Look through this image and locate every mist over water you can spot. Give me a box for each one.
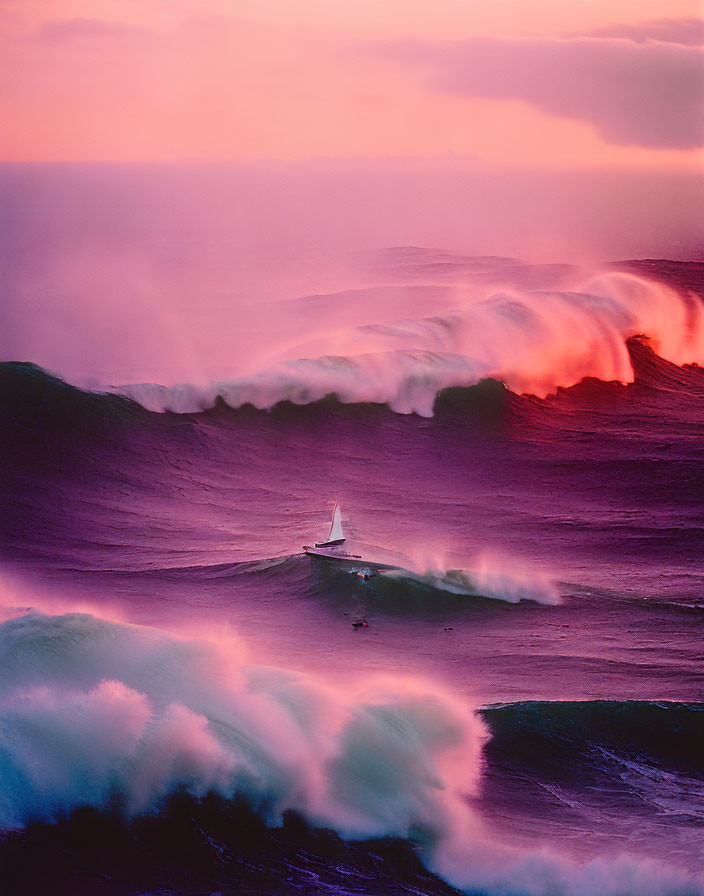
[3,163,703,390]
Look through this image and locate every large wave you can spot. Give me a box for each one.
[115,272,704,416]
[0,610,485,838]
[1,603,701,895]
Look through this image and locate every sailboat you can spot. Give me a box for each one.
[316,500,345,547]
[303,501,364,562]
[303,502,402,575]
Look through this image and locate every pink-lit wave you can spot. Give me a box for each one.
[115,272,704,417]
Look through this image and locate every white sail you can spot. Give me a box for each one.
[327,502,344,543]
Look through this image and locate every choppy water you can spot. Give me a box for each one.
[1,252,703,895]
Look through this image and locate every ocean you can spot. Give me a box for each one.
[1,238,703,894]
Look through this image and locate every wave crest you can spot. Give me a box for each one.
[382,562,561,605]
[0,611,484,841]
[115,272,704,416]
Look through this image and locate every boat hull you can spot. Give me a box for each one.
[303,545,391,570]
[303,545,363,561]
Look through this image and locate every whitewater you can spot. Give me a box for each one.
[113,270,704,417]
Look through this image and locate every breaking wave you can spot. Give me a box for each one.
[114,272,704,416]
[1,607,702,895]
[381,561,561,605]
[0,610,485,838]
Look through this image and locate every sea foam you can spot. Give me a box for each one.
[0,610,483,842]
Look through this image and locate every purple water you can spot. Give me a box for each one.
[1,232,703,894]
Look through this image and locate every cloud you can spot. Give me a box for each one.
[585,17,704,47]
[385,36,704,148]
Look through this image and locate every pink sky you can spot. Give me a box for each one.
[1,0,702,168]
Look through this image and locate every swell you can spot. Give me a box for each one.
[0,361,144,430]
[481,700,704,780]
[3,339,704,583]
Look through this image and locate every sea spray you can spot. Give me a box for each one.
[0,611,485,840]
[382,550,561,605]
[114,272,704,416]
